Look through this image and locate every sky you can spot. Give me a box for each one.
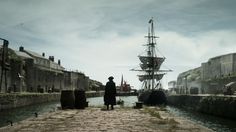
[1,0,236,89]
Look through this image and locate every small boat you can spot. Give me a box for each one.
[131,18,171,105]
[116,75,138,96]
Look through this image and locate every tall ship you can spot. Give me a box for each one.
[132,18,171,105]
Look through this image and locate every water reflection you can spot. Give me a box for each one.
[0,101,59,127]
[87,96,138,107]
[167,106,236,132]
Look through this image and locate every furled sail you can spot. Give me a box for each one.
[131,18,171,105]
[138,74,164,82]
[139,56,165,70]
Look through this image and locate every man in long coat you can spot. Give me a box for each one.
[104,76,116,110]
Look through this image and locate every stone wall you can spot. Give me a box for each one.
[86,91,104,98]
[63,71,89,91]
[176,67,202,94]
[0,91,104,111]
[201,53,236,94]
[0,46,104,94]
[173,53,236,95]
[0,93,60,111]
[167,95,236,120]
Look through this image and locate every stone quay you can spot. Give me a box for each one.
[0,106,212,132]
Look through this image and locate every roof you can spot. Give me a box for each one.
[24,50,46,59]
[37,66,64,74]
[209,52,236,61]
[14,51,33,59]
[50,61,65,70]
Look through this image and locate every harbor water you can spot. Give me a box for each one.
[0,96,235,132]
[0,101,59,127]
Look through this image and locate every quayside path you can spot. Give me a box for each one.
[0,107,212,132]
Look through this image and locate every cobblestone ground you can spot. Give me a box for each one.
[0,107,212,132]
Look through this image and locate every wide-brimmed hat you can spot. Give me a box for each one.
[108,76,114,80]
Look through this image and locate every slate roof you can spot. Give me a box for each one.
[24,50,46,59]
[14,51,33,59]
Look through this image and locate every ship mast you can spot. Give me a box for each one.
[146,18,158,90]
[131,18,171,105]
[150,19,155,90]
[131,18,170,90]
[140,18,165,90]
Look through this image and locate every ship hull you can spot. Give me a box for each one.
[138,90,167,105]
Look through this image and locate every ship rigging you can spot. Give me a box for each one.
[131,18,171,90]
[131,18,171,105]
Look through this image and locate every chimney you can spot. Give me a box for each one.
[58,59,61,65]
[42,52,45,57]
[3,40,9,48]
[49,56,54,62]
[19,46,24,52]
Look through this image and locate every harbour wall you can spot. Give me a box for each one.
[167,95,236,120]
[86,91,104,98]
[0,91,104,111]
[116,92,138,96]
[0,93,60,111]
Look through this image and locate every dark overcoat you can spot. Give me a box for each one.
[104,81,116,105]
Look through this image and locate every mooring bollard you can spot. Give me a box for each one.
[135,102,143,109]
[34,112,38,118]
[85,101,89,107]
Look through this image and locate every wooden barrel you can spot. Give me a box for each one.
[60,90,75,109]
[74,90,86,109]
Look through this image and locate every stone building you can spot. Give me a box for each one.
[63,71,89,90]
[19,46,65,93]
[168,81,177,94]
[0,44,34,93]
[175,53,236,94]
[0,43,11,93]
[10,50,33,92]
[176,67,201,94]
[0,43,102,93]
[201,53,236,94]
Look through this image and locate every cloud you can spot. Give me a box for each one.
[49,29,236,89]
[158,30,236,87]
[1,0,236,89]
